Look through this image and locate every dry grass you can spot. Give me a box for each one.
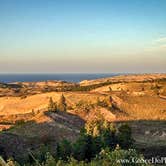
[0,91,107,115]
[118,94,166,120]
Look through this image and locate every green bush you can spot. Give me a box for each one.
[0,148,149,166]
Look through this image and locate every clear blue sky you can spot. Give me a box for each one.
[0,0,166,73]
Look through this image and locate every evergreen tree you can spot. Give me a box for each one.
[58,94,67,112]
[72,133,94,161]
[117,124,134,149]
[48,97,57,112]
[100,128,117,150]
[56,139,72,161]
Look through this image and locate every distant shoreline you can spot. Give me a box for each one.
[0,73,121,83]
[0,73,165,84]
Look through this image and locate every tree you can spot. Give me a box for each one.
[56,139,72,161]
[109,87,112,92]
[48,97,57,112]
[72,133,94,161]
[58,94,67,112]
[117,124,134,149]
[0,146,6,161]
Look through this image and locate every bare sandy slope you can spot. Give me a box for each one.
[0,92,105,115]
[0,92,56,115]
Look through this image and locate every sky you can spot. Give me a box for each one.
[0,0,166,73]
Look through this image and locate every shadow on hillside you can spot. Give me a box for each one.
[114,119,166,124]
[44,111,85,129]
[0,115,165,161]
[113,119,166,158]
[0,111,85,162]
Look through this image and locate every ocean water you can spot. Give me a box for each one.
[0,73,120,83]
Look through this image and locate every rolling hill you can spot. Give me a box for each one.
[0,74,166,160]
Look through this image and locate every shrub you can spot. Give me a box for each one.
[20,95,27,99]
[44,152,56,166]
[96,97,109,108]
[94,147,148,166]
[15,120,26,126]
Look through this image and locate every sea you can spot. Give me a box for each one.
[0,73,121,83]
